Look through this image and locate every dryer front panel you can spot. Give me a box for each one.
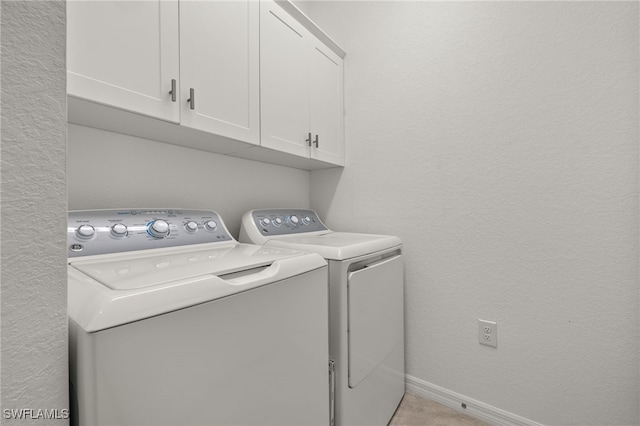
[347,254,404,388]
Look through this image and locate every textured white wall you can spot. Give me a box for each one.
[67,124,310,237]
[1,1,69,424]
[304,2,639,425]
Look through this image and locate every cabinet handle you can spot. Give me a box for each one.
[306,132,312,147]
[313,134,319,148]
[187,88,195,110]
[169,79,176,102]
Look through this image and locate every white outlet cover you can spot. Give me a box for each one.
[478,319,497,348]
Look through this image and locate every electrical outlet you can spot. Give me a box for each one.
[478,319,497,348]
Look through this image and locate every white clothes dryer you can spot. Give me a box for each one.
[240,209,405,426]
[67,209,330,426]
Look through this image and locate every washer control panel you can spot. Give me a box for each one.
[68,209,233,257]
[250,209,327,236]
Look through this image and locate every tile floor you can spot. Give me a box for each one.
[389,393,490,426]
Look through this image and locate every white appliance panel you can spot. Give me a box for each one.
[239,209,405,426]
[68,209,331,426]
[348,255,404,388]
[71,268,329,426]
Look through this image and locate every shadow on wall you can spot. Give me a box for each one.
[310,167,344,219]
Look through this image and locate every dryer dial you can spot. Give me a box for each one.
[185,221,198,232]
[260,218,271,227]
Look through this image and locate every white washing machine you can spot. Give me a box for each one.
[240,209,405,426]
[67,209,330,426]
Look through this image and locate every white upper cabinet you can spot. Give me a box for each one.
[309,40,344,165]
[179,1,260,144]
[67,0,259,145]
[67,0,180,123]
[260,1,310,158]
[67,0,345,169]
[260,1,344,166]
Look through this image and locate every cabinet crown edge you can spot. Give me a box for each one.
[274,0,346,59]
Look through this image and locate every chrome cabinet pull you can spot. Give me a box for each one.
[313,134,319,148]
[306,132,312,147]
[187,88,195,110]
[169,79,177,102]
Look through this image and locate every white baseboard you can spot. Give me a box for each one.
[404,375,544,426]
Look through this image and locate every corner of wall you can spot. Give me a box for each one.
[1,1,69,423]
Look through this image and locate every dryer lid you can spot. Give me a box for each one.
[264,232,402,260]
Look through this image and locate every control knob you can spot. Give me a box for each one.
[274,217,282,226]
[110,223,128,238]
[302,216,311,225]
[204,220,217,231]
[76,224,95,239]
[185,221,198,232]
[147,219,170,238]
[260,218,271,227]
[288,215,299,225]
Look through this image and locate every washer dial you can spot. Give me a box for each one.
[185,221,198,232]
[204,220,218,231]
[110,223,128,238]
[76,224,95,239]
[148,219,170,238]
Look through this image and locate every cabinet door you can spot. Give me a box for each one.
[309,41,345,166]
[260,1,311,157]
[67,0,180,123]
[180,1,260,145]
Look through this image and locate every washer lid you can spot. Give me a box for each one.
[70,242,304,290]
[263,232,402,260]
[68,243,327,332]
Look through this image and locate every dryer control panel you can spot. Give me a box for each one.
[68,209,233,257]
[249,209,328,236]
